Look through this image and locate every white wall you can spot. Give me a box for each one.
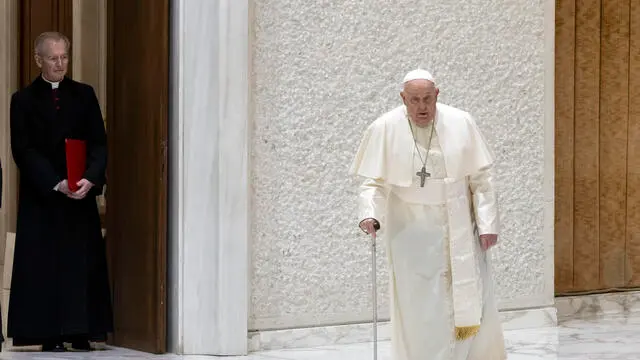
[249,0,554,331]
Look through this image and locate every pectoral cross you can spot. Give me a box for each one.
[416,166,430,187]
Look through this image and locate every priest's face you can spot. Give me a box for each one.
[401,80,439,127]
[35,39,69,82]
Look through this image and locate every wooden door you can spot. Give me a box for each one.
[18,0,73,87]
[555,0,640,294]
[106,0,168,353]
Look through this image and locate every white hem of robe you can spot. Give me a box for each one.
[385,190,506,360]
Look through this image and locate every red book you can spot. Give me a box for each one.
[65,139,86,192]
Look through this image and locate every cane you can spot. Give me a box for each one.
[371,233,378,360]
[369,221,380,360]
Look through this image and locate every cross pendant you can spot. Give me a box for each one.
[416,166,430,187]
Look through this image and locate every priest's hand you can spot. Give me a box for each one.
[55,180,72,196]
[70,179,94,200]
[359,218,380,238]
[480,234,498,251]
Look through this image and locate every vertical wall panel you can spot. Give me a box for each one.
[555,0,576,293]
[573,0,602,290]
[625,0,640,285]
[599,0,630,289]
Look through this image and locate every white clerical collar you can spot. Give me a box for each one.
[42,75,60,89]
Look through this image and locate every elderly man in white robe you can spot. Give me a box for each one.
[350,69,506,360]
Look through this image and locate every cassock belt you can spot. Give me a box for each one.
[390,179,447,205]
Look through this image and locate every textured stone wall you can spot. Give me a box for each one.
[250,0,548,330]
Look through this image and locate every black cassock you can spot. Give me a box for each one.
[8,76,113,345]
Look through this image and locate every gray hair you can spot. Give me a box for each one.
[34,31,71,56]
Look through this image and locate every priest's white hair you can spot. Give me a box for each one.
[401,69,437,90]
[34,31,71,56]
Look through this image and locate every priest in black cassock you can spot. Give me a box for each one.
[8,31,112,352]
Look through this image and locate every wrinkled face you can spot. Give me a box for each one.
[400,79,439,127]
[35,39,69,82]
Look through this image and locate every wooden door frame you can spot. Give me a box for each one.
[3,0,169,352]
[0,0,20,295]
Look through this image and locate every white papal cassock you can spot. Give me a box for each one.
[350,103,506,360]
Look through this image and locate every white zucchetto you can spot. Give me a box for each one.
[403,69,435,84]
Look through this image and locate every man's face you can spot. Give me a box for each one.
[400,80,439,127]
[35,39,69,82]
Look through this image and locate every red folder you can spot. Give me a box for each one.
[65,139,86,192]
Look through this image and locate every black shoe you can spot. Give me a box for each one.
[70,340,91,352]
[42,342,65,352]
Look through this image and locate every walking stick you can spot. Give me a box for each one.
[370,227,379,360]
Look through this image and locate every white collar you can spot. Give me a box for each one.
[42,75,60,89]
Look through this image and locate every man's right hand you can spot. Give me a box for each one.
[55,179,70,194]
[55,180,77,199]
[359,218,379,238]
